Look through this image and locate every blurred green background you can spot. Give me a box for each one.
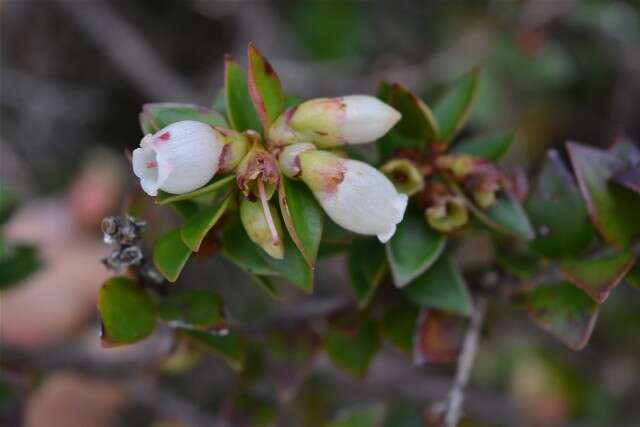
[1,1,640,426]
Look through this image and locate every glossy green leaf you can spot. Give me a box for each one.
[625,262,640,289]
[348,237,387,308]
[433,68,480,142]
[388,83,438,142]
[325,320,380,377]
[222,217,280,276]
[0,244,40,289]
[453,132,515,161]
[247,43,284,131]
[224,55,263,133]
[386,207,446,288]
[170,200,199,219]
[249,274,281,298]
[0,189,17,225]
[380,305,419,355]
[153,229,192,282]
[559,250,636,303]
[182,329,245,371]
[527,282,598,350]
[156,174,235,205]
[414,309,466,364]
[567,142,640,247]
[278,177,324,268]
[376,82,423,160]
[258,233,314,293]
[98,277,156,345]
[402,255,473,316]
[158,290,225,330]
[139,102,227,134]
[328,404,387,427]
[180,194,231,251]
[470,192,535,241]
[526,150,595,257]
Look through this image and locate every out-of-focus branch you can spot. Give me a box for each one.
[54,1,197,102]
[444,296,488,427]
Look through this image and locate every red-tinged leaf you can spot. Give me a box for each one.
[388,83,438,142]
[567,142,640,247]
[559,250,636,303]
[413,309,466,365]
[278,177,323,269]
[527,282,599,350]
[224,54,263,133]
[247,43,284,131]
[612,167,640,194]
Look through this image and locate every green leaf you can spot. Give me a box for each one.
[388,83,438,142]
[495,244,540,279]
[625,262,640,289]
[348,237,387,308]
[156,174,235,205]
[433,68,480,142]
[402,255,473,316]
[526,150,595,258]
[325,320,380,377]
[453,132,515,161]
[328,404,387,427]
[0,189,17,225]
[257,233,314,293]
[249,274,281,298]
[278,177,324,268]
[247,43,284,131]
[469,192,535,241]
[153,229,192,282]
[376,82,423,160]
[567,142,640,247]
[170,200,199,219]
[224,55,263,133]
[527,282,598,350]
[180,194,231,251]
[0,243,40,289]
[222,217,280,276]
[182,329,245,371]
[139,102,227,134]
[98,277,156,346]
[157,290,226,330]
[414,309,466,364]
[559,250,636,303]
[386,207,446,288]
[380,305,419,355]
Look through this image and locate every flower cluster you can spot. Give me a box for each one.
[132,94,406,259]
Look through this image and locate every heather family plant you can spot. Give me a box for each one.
[97,44,640,424]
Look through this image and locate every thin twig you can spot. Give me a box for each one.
[444,296,488,427]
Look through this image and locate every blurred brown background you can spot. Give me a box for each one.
[2,1,640,426]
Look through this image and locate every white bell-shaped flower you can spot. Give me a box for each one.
[297,150,408,242]
[269,95,401,148]
[132,120,224,196]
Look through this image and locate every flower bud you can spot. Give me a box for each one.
[269,95,401,148]
[425,196,469,233]
[381,159,425,196]
[132,120,224,196]
[298,150,408,243]
[240,197,284,259]
[214,127,250,173]
[277,142,316,179]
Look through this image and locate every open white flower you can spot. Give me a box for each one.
[132,120,224,196]
[269,95,401,148]
[296,149,408,242]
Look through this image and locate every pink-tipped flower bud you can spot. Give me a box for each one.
[297,149,408,242]
[132,120,224,196]
[269,95,401,148]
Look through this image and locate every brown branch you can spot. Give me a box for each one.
[444,296,488,427]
